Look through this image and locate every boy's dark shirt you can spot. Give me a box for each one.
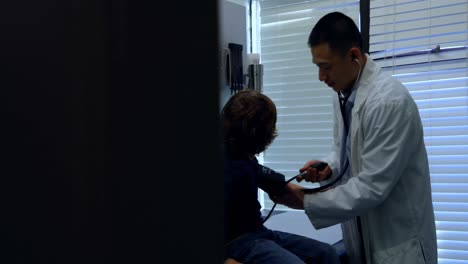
[224,153,286,244]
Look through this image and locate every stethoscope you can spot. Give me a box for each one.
[263,58,363,223]
[302,58,363,193]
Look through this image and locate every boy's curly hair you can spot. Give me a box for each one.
[222,90,278,157]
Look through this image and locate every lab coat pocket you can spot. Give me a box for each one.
[372,238,427,264]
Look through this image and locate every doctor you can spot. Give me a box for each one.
[273,12,438,264]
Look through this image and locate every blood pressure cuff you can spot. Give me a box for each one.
[256,164,287,196]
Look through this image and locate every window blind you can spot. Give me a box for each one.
[256,0,360,210]
[369,0,468,262]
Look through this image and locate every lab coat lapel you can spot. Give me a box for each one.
[349,56,378,264]
[350,57,375,175]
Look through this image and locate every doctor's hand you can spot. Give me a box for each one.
[270,182,304,210]
[296,160,331,183]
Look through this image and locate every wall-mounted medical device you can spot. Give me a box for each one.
[226,43,244,95]
[246,53,263,92]
[225,44,264,95]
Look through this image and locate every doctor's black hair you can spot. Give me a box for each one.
[307,11,363,56]
[222,90,278,157]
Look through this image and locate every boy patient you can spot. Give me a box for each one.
[223,90,340,264]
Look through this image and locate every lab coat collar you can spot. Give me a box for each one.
[352,54,379,114]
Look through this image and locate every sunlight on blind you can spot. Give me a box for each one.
[370,0,468,262]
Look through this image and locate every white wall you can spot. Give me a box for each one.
[218,0,248,108]
[225,0,248,6]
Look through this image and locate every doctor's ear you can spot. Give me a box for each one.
[351,53,359,63]
[349,48,361,63]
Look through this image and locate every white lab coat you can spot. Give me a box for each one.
[304,56,438,264]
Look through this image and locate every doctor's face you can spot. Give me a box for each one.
[311,42,356,93]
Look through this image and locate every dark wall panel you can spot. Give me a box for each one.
[0,1,222,263]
